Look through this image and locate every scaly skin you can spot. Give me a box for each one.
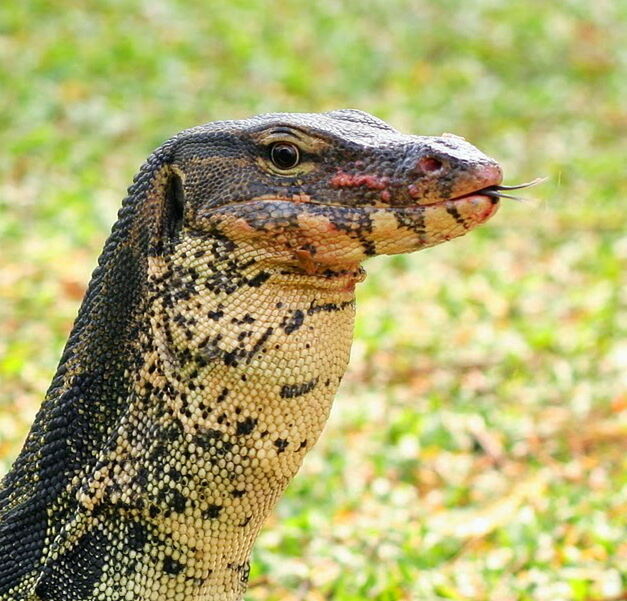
[0,110,502,601]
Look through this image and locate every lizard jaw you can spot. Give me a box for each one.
[198,193,500,273]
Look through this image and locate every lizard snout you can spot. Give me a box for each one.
[403,138,503,206]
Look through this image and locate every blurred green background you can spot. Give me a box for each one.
[0,1,625,599]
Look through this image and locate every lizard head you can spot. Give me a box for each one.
[0,111,505,594]
[158,109,502,274]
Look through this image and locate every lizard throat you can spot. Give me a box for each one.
[68,234,358,599]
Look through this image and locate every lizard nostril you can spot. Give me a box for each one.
[418,156,444,173]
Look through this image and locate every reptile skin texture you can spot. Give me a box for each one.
[0,110,502,600]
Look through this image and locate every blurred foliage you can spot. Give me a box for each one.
[0,0,625,599]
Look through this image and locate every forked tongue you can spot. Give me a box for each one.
[477,177,548,202]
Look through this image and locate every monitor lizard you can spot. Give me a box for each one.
[0,109,505,601]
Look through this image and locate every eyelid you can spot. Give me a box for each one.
[254,127,326,155]
[260,131,304,146]
[268,126,301,136]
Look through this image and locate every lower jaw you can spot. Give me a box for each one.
[200,195,500,269]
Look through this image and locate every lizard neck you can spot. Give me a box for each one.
[77,231,361,600]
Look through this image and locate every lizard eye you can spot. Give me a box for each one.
[269,142,300,170]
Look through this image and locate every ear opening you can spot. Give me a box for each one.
[163,169,185,250]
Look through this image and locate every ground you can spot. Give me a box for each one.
[0,1,625,599]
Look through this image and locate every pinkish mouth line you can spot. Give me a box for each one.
[203,194,497,219]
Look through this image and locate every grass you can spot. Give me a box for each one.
[0,1,625,599]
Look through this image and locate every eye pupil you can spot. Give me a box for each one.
[270,143,300,169]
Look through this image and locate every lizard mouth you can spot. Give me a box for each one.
[201,177,544,223]
[451,178,546,203]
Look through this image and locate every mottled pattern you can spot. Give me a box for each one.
[0,110,502,601]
